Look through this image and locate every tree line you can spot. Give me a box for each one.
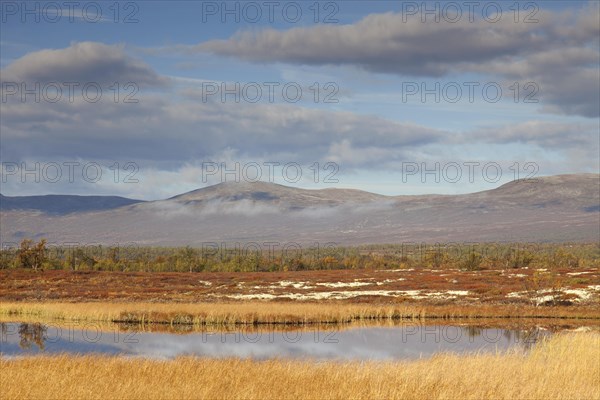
[0,239,597,273]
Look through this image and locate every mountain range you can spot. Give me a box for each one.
[1,174,598,246]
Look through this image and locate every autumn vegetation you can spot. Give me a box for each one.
[2,240,599,400]
[1,239,597,273]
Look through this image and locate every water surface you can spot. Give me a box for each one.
[0,322,548,360]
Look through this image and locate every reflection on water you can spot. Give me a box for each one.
[0,323,48,351]
[0,322,554,360]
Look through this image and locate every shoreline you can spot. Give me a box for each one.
[2,301,599,326]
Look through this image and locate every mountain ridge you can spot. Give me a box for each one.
[1,173,598,245]
[3,173,598,209]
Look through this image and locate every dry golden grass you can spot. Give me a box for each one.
[1,301,598,327]
[1,333,598,400]
[0,301,421,325]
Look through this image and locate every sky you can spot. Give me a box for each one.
[0,0,599,199]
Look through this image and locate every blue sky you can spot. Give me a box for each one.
[1,1,599,199]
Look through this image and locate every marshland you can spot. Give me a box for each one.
[1,241,599,399]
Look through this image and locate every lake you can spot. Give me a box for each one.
[0,322,550,360]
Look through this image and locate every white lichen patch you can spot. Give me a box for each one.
[562,289,593,301]
[566,271,592,276]
[315,281,373,288]
[375,278,406,285]
[215,289,470,301]
[277,281,315,289]
[197,280,212,286]
[506,285,600,304]
[534,294,557,305]
[446,290,470,296]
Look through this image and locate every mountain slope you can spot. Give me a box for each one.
[0,194,144,215]
[168,181,387,210]
[1,174,598,245]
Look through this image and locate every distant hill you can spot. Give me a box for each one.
[1,174,598,245]
[0,194,144,215]
[168,180,387,210]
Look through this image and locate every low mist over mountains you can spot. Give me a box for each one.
[1,174,598,246]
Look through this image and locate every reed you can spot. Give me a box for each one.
[1,301,598,326]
